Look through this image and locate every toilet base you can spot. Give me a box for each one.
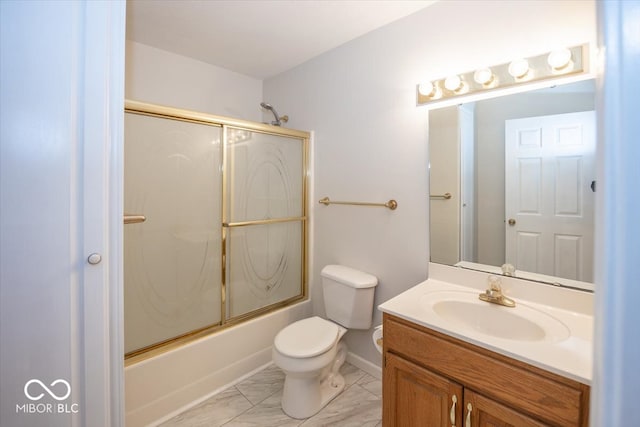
[281,342,347,419]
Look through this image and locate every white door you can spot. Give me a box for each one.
[505,111,595,282]
[0,2,125,426]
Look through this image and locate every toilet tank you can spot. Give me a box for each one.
[321,265,378,329]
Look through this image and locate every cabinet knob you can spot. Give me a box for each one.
[465,403,472,427]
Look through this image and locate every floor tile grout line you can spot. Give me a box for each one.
[351,382,383,401]
[220,377,289,426]
[298,383,382,427]
[301,375,382,425]
[218,385,259,427]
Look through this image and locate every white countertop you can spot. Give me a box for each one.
[378,277,593,385]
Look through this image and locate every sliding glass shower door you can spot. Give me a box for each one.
[124,112,222,354]
[123,103,308,358]
[223,128,306,320]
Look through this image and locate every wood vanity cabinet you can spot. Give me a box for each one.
[382,314,590,427]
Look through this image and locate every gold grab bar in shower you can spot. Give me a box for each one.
[124,214,146,224]
[318,196,398,211]
[430,193,452,200]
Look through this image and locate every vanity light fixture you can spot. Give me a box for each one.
[444,75,464,92]
[418,81,436,97]
[547,48,573,71]
[418,80,443,100]
[473,67,494,86]
[507,58,530,79]
[416,44,588,106]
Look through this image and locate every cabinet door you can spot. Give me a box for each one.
[464,389,549,427]
[384,353,463,427]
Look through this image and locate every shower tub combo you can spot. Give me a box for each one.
[123,101,310,425]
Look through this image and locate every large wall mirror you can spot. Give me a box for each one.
[429,79,595,291]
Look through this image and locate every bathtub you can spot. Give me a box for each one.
[125,301,311,426]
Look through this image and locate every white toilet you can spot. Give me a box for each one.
[272,265,378,419]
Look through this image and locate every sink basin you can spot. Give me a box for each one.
[420,291,570,343]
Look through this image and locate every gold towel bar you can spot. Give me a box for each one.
[430,193,452,200]
[318,197,398,211]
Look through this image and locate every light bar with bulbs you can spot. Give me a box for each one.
[417,44,587,105]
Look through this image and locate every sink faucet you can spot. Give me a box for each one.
[479,275,516,307]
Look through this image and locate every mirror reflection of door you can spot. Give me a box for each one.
[505,111,595,282]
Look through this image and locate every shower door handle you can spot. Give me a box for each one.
[124,214,146,224]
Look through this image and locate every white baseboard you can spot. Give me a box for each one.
[346,351,382,380]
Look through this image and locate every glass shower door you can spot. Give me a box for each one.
[124,112,222,355]
[224,128,306,320]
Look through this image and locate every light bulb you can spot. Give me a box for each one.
[508,59,529,79]
[444,75,463,92]
[473,68,494,85]
[547,48,572,70]
[418,81,436,97]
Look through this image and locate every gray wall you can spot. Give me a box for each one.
[264,0,596,366]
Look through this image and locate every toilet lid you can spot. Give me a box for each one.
[274,316,340,359]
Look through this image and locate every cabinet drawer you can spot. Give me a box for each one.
[384,314,589,426]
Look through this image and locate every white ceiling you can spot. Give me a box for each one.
[126,0,437,79]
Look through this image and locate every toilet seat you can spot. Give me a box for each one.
[274,316,340,358]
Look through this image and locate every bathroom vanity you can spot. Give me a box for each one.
[379,264,593,426]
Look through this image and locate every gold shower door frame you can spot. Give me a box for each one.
[124,100,309,363]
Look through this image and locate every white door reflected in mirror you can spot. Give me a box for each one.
[429,79,595,291]
[505,111,595,283]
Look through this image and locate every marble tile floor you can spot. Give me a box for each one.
[161,362,382,427]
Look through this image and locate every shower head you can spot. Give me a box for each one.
[260,102,288,126]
